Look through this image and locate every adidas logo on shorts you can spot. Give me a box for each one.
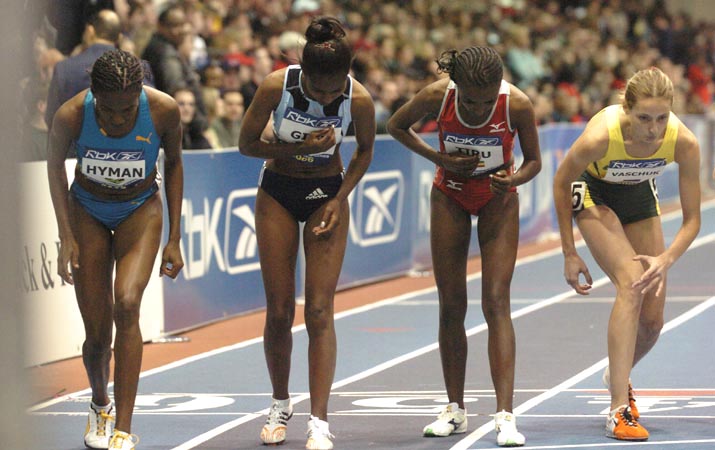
[305,188,328,200]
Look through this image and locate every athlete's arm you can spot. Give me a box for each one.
[238,70,335,159]
[501,85,541,188]
[46,92,84,284]
[553,114,609,294]
[312,80,375,236]
[386,78,479,176]
[632,121,701,295]
[150,87,185,278]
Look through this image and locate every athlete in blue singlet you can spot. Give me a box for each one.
[47,49,184,450]
[238,16,375,450]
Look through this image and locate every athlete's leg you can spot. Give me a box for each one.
[623,216,666,367]
[111,192,163,433]
[430,187,472,408]
[477,192,519,412]
[302,199,350,420]
[69,195,115,408]
[576,206,645,409]
[255,188,300,401]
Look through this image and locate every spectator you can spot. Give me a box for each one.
[21,78,50,161]
[374,80,401,134]
[45,0,114,55]
[274,30,306,70]
[207,90,243,149]
[142,3,207,127]
[45,9,123,129]
[174,87,211,150]
[240,47,273,109]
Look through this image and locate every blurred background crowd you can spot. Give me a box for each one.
[19,0,715,159]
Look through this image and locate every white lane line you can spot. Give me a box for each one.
[167,279,614,449]
[449,294,715,450]
[510,439,715,449]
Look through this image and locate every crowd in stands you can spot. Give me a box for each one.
[19,0,715,160]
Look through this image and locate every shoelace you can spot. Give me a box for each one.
[307,427,335,440]
[110,432,140,449]
[307,419,335,440]
[618,407,639,427]
[97,411,114,436]
[266,403,290,424]
[628,385,637,404]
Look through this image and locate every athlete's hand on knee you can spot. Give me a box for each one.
[299,126,336,154]
[160,241,184,278]
[564,254,592,295]
[489,170,511,194]
[440,153,481,177]
[57,238,79,285]
[631,254,668,296]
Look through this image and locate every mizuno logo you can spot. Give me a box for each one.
[135,132,153,144]
[446,180,463,190]
[305,188,328,200]
[490,121,506,133]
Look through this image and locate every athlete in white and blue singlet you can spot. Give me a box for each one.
[238,16,375,450]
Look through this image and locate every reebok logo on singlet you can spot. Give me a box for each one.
[279,108,342,162]
[82,148,146,188]
[442,132,505,176]
[602,159,667,184]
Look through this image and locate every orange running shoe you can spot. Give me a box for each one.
[602,367,640,419]
[627,383,640,420]
[606,405,648,441]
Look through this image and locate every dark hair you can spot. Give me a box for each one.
[301,16,352,78]
[436,46,503,87]
[158,3,183,26]
[90,49,145,93]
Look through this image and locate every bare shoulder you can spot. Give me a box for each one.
[144,86,180,131]
[568,108,611,162]
[350,79,375,111]
[507,83,534,110]
[52,89,88,138]
[144,85,179,114]
[421,77,451,104]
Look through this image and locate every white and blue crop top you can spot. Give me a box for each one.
[272,65,353,165]
[75,89,160,189]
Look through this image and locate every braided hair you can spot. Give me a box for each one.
[90,49,144,94]
[436,46,503,87]
[301,16,353,79]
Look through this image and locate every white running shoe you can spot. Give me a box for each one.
[260,398,293,445]
[423,402,467,437]
[84,402,114,449]
[108,430,139,450]
[495,410,525,447]
[306,415,334,450]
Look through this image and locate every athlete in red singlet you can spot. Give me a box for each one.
[387,46,541,447]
